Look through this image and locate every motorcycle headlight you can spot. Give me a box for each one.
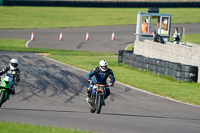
[97,85,104,90]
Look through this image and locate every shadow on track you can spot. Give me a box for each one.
[0,52,88,104]
[2,107,87,114]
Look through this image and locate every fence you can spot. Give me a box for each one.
[118,50,198,82]
[3,0,200,7]
[0,0,3,5]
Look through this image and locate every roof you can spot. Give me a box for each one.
[138,12,173,17]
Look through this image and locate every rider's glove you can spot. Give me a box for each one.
[87,79,91,84]
[108,82,114,87]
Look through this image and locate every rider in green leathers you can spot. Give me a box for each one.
[0,59,20,95]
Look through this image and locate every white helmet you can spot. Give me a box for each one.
[99,60,108,72]
[9,59,19,70]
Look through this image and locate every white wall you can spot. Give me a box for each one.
[134,40,200,83]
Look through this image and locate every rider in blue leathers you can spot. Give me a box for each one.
[86,60,115,102]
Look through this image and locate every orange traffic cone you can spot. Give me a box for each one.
[59,32,63,40]
[86,32,89,40]
[31,32,34,41]
[111,32,115,40]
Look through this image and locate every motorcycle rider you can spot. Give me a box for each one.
[86,60,115,104]
[0,59,20,96]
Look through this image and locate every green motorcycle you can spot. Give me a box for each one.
[0,73,14,108]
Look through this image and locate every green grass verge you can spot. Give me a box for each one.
[0,122,92,133]
[0,7,200,29]
[185,33,200,44]
[0,39,113,56]
[125,43,134,50]
[0,37,200,106]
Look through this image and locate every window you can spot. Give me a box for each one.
[160,17,169,35]
[149,16,159,34]
[149,16,169,35]
[141,16,149,33]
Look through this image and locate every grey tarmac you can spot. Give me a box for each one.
[0,24,200,53]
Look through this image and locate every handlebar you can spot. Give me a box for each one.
[87,79,114,87]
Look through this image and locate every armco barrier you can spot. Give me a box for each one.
[3,0,200,7]
[119,50,198,82]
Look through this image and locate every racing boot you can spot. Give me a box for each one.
[86,87,92,104]
[104,87,110,99]
[11,88,15,95]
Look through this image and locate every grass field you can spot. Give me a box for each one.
[0,122,92,133]
[185,33,200,44]
[125,44,134,50]
[0,7,200,29]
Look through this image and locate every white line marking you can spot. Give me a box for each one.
[25,39,31,48]
[42,55,200,108]
[115,81,200,108]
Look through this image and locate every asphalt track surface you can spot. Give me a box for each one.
[0,24,200,53]
[0,52,200,133]
[0,25,200,133]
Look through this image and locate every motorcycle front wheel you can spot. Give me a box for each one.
[96,95,103,114]
[0,90,6,108]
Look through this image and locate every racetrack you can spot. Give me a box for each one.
[1,24,200,53]
[1,24,200,132]
[0,51,200,133]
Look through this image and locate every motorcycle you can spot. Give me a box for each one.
[87,81,112,114]
[0,73,14,108]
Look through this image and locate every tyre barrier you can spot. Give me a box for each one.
[119,50,198,82]
[3,0,200,8]
[118,50,133,63]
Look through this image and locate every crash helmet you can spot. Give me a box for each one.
[9,59,19,70]
[99,60,108,72]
